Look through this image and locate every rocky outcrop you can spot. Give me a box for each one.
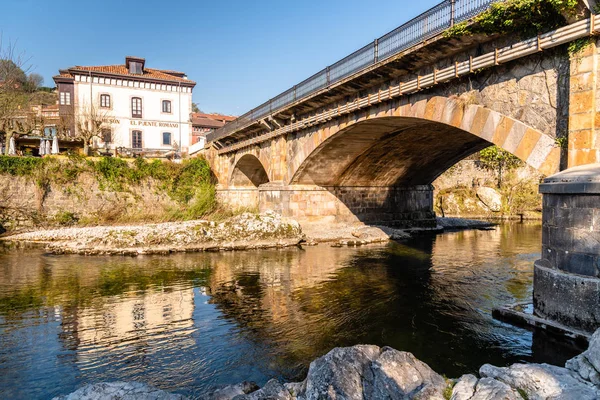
[52,381,185,400]
[476,187,503,213]
[53,329,600,399]
[1,211,303,255]
[199,381,259,400]
[294,345,447,400]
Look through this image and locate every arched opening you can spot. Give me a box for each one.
[291,117,491,187]
[283,106,558,227]
[230,154,270,187]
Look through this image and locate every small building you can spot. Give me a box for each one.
[191,113,236,148]
[53,56,196,156]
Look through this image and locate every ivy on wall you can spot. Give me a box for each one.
[445,0,579,39]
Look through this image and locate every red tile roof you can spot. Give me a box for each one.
[53,70,74,80]
[192,116,226,129]
[192,112,236,122]
[68,64,195,84]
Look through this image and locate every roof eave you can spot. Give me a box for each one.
[67,68,196,86]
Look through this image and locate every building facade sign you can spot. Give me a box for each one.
[53,56,196,154]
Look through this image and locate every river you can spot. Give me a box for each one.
[0,222,584,399]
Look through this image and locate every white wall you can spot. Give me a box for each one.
[73,74,193,153]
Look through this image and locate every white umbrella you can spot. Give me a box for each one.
[39,138,45,156]
[51,136,59,155]
[45,140,51,155]
[8,136,16,155]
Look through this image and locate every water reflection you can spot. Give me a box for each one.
[0,224,584,399]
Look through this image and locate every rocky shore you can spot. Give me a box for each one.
[0,211,303,255]
[54,328,600,399]
[0,213,497,255]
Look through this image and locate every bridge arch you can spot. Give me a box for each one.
[230,154,270,187]
[288,96,561,186]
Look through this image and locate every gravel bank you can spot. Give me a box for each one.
[1,211,303,255]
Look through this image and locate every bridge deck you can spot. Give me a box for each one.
[208,0,502,145]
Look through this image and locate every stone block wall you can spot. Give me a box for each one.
[534,165,600,332]
[216,188,259,210]
[568,39,600,166]
[541,194,600,276]
[257,184,435,228]
[0,173,179,231]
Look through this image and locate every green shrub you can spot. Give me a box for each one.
[0,155,217,222]
[445,0,579,39]
[54,211,78,226]
[0,156,46,176]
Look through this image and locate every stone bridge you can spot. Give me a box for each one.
[204,1,600,333]
[205,1,600,228]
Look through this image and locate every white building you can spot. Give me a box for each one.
[53,56,196,155]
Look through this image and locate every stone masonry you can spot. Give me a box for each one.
[535,164,600,332]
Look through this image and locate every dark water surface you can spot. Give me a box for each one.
[0,223,584,399]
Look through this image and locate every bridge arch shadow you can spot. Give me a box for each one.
[282,96,561,227]
[289,96,560,187]
[230,154,270,188]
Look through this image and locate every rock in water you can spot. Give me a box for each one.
[476,187,502,212]
[51,381,186,400]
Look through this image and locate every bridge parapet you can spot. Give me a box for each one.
[209,0,503,146]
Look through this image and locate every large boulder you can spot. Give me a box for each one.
[476,187,502,212]
[367,348,446,399]
[567,328,600,386]
[451,374,478,400]
[201,382,259,400]
[52,382,186,400]
[232,379,291,400]
[468,377,520,400]
[479,363,599,399]
[299,345,447,400]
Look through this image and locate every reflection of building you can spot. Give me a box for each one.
[75,288,195,353]
[53,56,196,155]
[191,113,236,147]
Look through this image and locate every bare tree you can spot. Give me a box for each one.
[0,36,34,154]
[25,73,43,92]
[75,102,113,156]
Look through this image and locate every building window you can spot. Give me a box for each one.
[100,94,111,108]
[102,129,112,143]
[162,132,172,146]
[129,61,143,75]
[131,97,142,118]
[162,100,172,113]
[132,130,142,149]
[60,92,71,105]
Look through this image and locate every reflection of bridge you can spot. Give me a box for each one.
[204,1,600,333]
[205,1,600,228]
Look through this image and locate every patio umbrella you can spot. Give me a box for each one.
[45,140,51,155]
[8,136,16,155]
[51,136,59,155]
[39,138,45,156]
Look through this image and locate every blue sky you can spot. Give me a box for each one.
[2,0,441,116]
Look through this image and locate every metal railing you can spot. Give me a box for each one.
[209,0,501,143]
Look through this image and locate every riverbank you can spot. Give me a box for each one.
[55,328,600,399]
[0,213,496,255]
[0,211,303,255]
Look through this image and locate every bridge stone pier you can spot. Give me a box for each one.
[205,2,600,331]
